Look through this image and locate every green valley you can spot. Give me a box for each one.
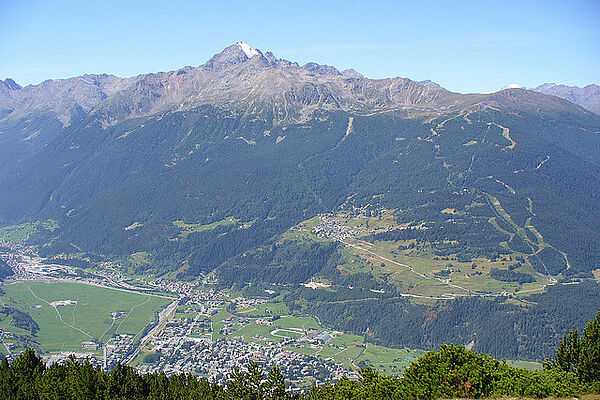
[0,282,170,355]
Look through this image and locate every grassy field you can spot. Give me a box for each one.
[0,282,170,353]
[0,221,58,243]
[173,303,204,320]
[282,329,425,374]
[355,238,550,296]
[236,301,290,316]
[0,223,38,242]
[356,343,425,375]
[507,359,542,371]
[210,308,234,341]
[120,252,153,272]
[217,311,425,374]
[285,211,552,298]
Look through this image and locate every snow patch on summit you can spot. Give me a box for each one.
[502,83,524,90]
[237,42,260,58]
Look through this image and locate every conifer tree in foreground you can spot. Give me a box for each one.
[549,309,600,383]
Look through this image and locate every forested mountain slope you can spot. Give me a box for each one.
[1,42,599,360]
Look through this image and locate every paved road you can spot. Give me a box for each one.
[126,298,179,364]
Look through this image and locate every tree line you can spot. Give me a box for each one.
[1,310,599,399]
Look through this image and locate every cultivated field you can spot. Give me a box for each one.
[0,281,170,353]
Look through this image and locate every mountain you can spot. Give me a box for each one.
[303,62,341,75]
[0,42,454,130]
[534,83,600,114]
[419,79,444,90]
[0,42,462,177]
[341,68,363,78]
[1,41,599,268]
[1,42,600,360]
[1,78,21,91]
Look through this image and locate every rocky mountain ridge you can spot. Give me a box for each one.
[3,42,598,137]
[533,83,600,114]
[0,42,453,129]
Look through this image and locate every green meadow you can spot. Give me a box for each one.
[1,282,170,353]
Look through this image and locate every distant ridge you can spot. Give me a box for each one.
[533,83,600,114]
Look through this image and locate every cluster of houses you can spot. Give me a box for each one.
[137,334,354,387]
[311,217,366,240]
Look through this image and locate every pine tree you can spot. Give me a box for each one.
[553,328,581,374]
[550,309,600,383]
[578,310,600,382]
[10,348,45,400]
[264,366,287,399]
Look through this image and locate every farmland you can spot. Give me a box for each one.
[286,210,554,300]
[0,281,170,354]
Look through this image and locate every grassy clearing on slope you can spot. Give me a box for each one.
[355,343,425,375]
[0,221,58,243]
[335,234,548,297]
[282,210,550,298]
[506,359,542,371]
[172,217,239,238]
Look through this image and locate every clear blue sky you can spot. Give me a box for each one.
[1,0,598,93]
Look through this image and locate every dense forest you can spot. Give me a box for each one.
[1,310,599,399]
[286,280,600,361]
[0,258,13,279]
[4,104,600,277]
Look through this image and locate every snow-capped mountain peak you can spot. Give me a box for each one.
[236,41,260,58]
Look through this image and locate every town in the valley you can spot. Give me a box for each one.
[0,237,363,387]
